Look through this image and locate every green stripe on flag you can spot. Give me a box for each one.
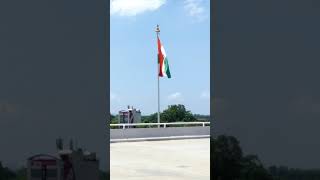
[164,57,171,78]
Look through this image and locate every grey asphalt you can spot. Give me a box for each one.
[110,138,210,180]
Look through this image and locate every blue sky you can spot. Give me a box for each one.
[110,0,210,115]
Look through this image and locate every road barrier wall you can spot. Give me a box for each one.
[110,126,210,139]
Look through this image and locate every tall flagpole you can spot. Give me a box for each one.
[156,25,160,128]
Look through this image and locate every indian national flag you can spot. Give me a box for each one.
[157,36,171,78]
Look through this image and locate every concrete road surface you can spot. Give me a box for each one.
[110,138,210,180]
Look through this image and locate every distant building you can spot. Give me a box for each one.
[27,154,62,180]
[118,106,141,124]
[27,139,99,180]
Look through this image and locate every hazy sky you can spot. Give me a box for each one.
[0,0,107,169]
[214,0,320,169]
[110,0,210,115]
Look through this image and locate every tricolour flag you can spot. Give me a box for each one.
[157,36,171,78]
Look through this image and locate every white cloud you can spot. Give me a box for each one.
[111,0,166,16]
[184,0,207,22]
[167,92,184,101]
[200,90,210,99]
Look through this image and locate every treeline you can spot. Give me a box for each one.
[268,166,320,180]
[193,114,210,122]
[110,104,209,124]
[0,163,108,180]
[212,135,320,180]
[0,163,26,180]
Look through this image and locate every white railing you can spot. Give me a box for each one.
[110,122,210,129]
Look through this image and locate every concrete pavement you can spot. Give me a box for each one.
[110,138,210,180]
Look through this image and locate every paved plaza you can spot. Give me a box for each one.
[110,138,210,180]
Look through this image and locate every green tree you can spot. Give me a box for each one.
[13,167,27,180]
[141,113,157,123]
[212,135,272,180]
[240,155,273,180]
[0,161,16,180]
[161,104,196,123]
[110,113,118,124]
[99,170,108,180]
[141,105,197,124]
[212,135,243,180]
